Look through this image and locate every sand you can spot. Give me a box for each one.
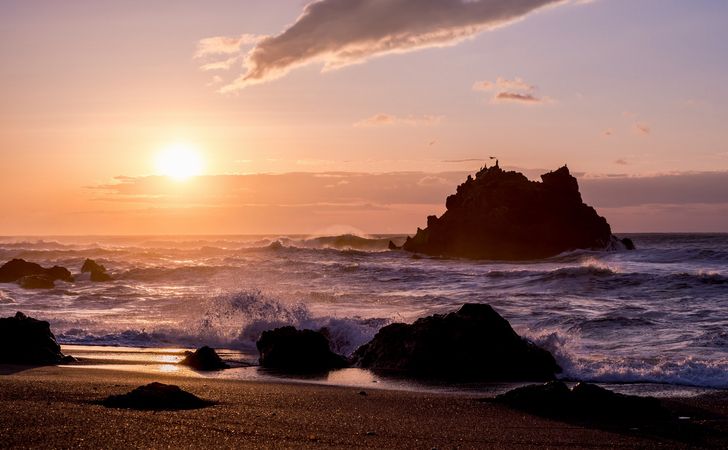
[1,364,726,449]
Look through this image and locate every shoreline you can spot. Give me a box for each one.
[3,364,727,448]
[57,344,723,399]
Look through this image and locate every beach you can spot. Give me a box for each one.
[2,234,728,448]
[2,363,727,449]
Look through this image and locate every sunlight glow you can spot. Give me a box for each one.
[155,143,204,181]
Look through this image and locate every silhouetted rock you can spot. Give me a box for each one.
[388,240,400,250]
[621,237,636,250]
[402,165,626,260]
[0,312,74,364]
[495,381,670,421]
[0,259,73,283]
[180,346,229,371]
[81,258,112,282]
[18,275,55,289]
[102,382,212,410]
[352,304,560,381]
[256,326,348,373]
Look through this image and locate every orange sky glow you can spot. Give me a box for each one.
[2,0,727,235]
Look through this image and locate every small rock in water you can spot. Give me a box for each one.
[256,326,349,373]
[18,275,55,289]
[179,346,229,371]
[102,382,213,410]
[81,258,112,282]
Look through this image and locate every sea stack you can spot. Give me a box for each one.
[403,164,626,260]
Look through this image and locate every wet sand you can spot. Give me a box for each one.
[2,364,727,448]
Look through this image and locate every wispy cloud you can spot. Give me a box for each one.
[473,76,548,104]
[354,113,443,127]
[194,34,261,58]
[202,0,570,92]
[473,77,534,92]
[494,92,542,103]
[634,122,651,135]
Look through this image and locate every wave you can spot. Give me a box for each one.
[0,290,14,304]
[529,329,728,389]
[569,315,656,333]
[562,356,728,389]
[119,265,237,281]
[56,290,389,357]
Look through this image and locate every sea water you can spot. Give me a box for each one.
[0,233,726,391]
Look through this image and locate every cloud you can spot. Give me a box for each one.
[194,34,262,58]
[494,92,542,103]
[354,113,443,127]
[633,122,651,135]
[580,171,728,207]
[442,158,486,163]
[473,76,547,104]
[72,169,728,234]
[206,0,568,92]
[199,56,241,72]
[614,159,628,165]
[473,77,534,92]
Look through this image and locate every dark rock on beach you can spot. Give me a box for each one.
[494,381,671,422]
[352,304,560,381]
[81,258,112,282]
[402,164,630,260]
[257,326,349,373]
[180,346,229,371]
[0,312,74,365]
[0,259,73,284]
[102,382,213,410]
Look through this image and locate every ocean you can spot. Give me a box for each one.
[1,233,726,392]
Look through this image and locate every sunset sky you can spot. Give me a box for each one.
[2,0,727,234]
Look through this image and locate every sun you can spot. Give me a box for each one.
[155,143,204,181]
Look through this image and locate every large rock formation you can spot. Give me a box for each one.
[0,312,74,365]
[256,326,348,373]
[0,259,73,284]
[352,304,560,381]
[402,164,629,260]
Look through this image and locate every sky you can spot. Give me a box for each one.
[1,0,728,235]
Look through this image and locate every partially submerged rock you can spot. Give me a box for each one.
[0,259,73,284]
[18,275,55,289]
[180,346,229,371]
[494,381,670,421]
[402,164,632,260]
[102,382,213,410]
[81,258,112,282]
[256,326,348,373]
[0,312,74,364]
[352,304,560,381]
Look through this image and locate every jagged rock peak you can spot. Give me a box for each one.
[403,165,627,260]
